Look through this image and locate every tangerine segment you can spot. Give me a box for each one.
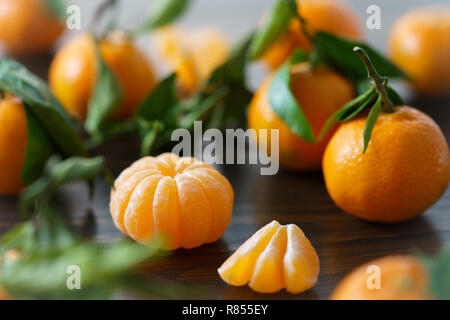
[218,221,281,286]
[218,221,319,294]
[284,224,320,293]
[249,226,288,293]
[110,153,234,250]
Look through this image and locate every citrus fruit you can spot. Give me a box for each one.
[247,63,355,170]
[218,221,319,294]
[262,0,362,69]
[323,106,450,223]
[331,255,431,300]
[0,0,64,56]
[389,6,450,95]
[154,25,229,95]
[110,153,234,250]
[49,31,156,121]
[0,93,27,195]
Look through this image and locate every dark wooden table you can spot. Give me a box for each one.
[0,54,449,300]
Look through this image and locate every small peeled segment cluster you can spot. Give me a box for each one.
[110,153,234,250]
[218,221,319,294]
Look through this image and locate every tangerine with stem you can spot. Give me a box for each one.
[323,48,450,222]
[49,31,157,121]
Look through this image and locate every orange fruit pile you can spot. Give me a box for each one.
[323,106,450,223]
[0,0,64,56]
[248,63,355,170]
[331,255,431,300]
[262,0,362,69]
[110,153,234,250]
[389,6,450,95]
[154,25,229,95]
[218,221,319,294]
[49,31,156,121]
[0,93,27,195]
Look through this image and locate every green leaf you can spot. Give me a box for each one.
[426,248,450,300]
[268,49,315,143]
[136,74,179,128]
[313,31,407,80]
[21,107,56,184]
[44,0,67,20]
[33,208,78,253]
[0,222,34,255]
[337,88,377,122]
[249,0,295,60]
[85,37,123,137]
[137,119,164,157]
[132,0,191,35]
[19,156,105,210]
[0,206,166,300]
[362,95,382,153]
[179,87,229,129]
[1,239,161,300]
[135,74,182,155]
[209,33,253,85]
[0,59,87,183]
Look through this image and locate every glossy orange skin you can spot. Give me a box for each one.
[110,153,234,250]
[323,106,450,223]
[262,0,362,69]
[0,94,27,195]
[389,6,450,95]
[331,255,431,300]
[49,32,156,121]
[0,0,64,56]
[248,63,355,171]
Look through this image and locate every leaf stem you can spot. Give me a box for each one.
[287,0,313,42]
[353,47,395,113]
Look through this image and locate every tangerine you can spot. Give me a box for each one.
[154,25,229,95]
[49,31,156,121]
[323,106,450,222]
[0,93,27,195]
[110,153,234,250]
[389,6,450,95]
[331,255,431,300]
[247,63,355,170]
[0,0,64,56]
[262,0,362,69]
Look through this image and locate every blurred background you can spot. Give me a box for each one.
[60,0,450,90]
[71,0,448,49]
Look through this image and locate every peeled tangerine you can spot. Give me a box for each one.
[110,153,234,250]
[218,221,319,294]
